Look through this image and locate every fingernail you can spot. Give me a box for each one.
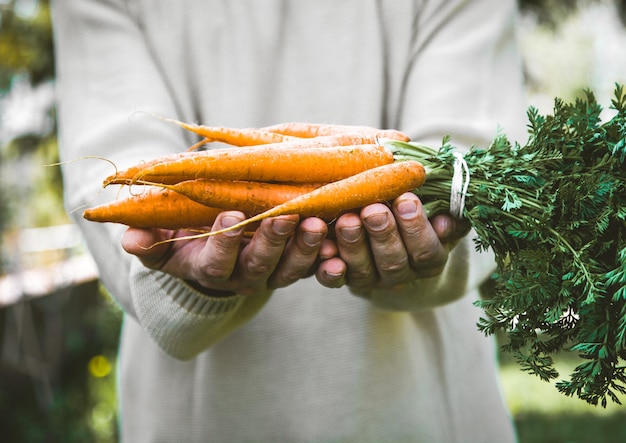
[339,226,361,243]
[397,199,418,220]
[324,270,343,280]
[220,215,243,235]
[272,219,297,236]
[363,212,388,231]
[433,215,453,240]
[221,215,240,227]
[302,231,323,247]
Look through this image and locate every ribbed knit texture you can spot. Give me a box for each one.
[131,260,271,359]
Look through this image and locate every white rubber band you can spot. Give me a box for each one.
[450,151,470,219]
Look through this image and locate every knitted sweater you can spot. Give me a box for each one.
[52,0,527,441]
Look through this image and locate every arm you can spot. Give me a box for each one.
[52,0,325,359]
[316,0,527,310]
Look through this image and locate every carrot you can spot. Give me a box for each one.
[177,160,426,238]
[140,179,323,215]
[261,122,410,141]
[186,137,211,152]
[104,137,393,186]
[246,131,400,148]
[157,115,297,146]
[153,113,410,144]
[104,153,195,186]
[83,187,224,229]
[121,144,395,185]
[287,131,403,146]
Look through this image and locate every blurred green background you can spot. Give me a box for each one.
[0,1,625,442]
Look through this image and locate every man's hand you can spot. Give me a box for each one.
[316,192,469,290]
[122,211,331,296]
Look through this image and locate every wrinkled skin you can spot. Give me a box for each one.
[122,192,469,296]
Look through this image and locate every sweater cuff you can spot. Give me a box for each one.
[129,258,249,359]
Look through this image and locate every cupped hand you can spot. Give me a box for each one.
[121,211,332,296]
[315,192,469,290]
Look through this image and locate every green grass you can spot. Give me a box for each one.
[499,355,626,443]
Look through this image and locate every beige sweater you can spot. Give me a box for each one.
[52,0,527,441]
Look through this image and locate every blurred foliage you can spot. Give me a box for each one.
[516,412,626,442]
[519,0,626,26]
[0,283,122,442]
[0,4,117,442]
[500,350,626,441]
[0,0,60,274]
[0,0,54,91]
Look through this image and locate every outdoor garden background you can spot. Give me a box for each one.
[1,0,625,441]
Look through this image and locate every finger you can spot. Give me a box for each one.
[391,193,448,278]
[319,238,338,261]
[191,212,247,286]
[431,214,471,248]
[235,215,298,293]
[268,217,327,289]
[334,211,378,289]
[121,227,175,270]
[316,257,347,288]
[360,202,414,287]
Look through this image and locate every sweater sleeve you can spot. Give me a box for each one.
[51,0,271,359]
[129,260,271,359]
[354,0,527,311]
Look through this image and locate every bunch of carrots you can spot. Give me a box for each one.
[84,117,429,236]
[82,87,626,405]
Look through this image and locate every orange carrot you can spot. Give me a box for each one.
[183,160,426,237]
[284,132,403,146]
[158,115,297,146]
[186,137,211,151]
[261,122,410,141]
[154,114,410,144]
[245,131,400,148]
[104,136,391,186]
[103,153,199,186]
[116,144,394,185]
[141,179,323,215]
[83,187,224,229]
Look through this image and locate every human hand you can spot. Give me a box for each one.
[121,211,332,296]
[315,192,469,291]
